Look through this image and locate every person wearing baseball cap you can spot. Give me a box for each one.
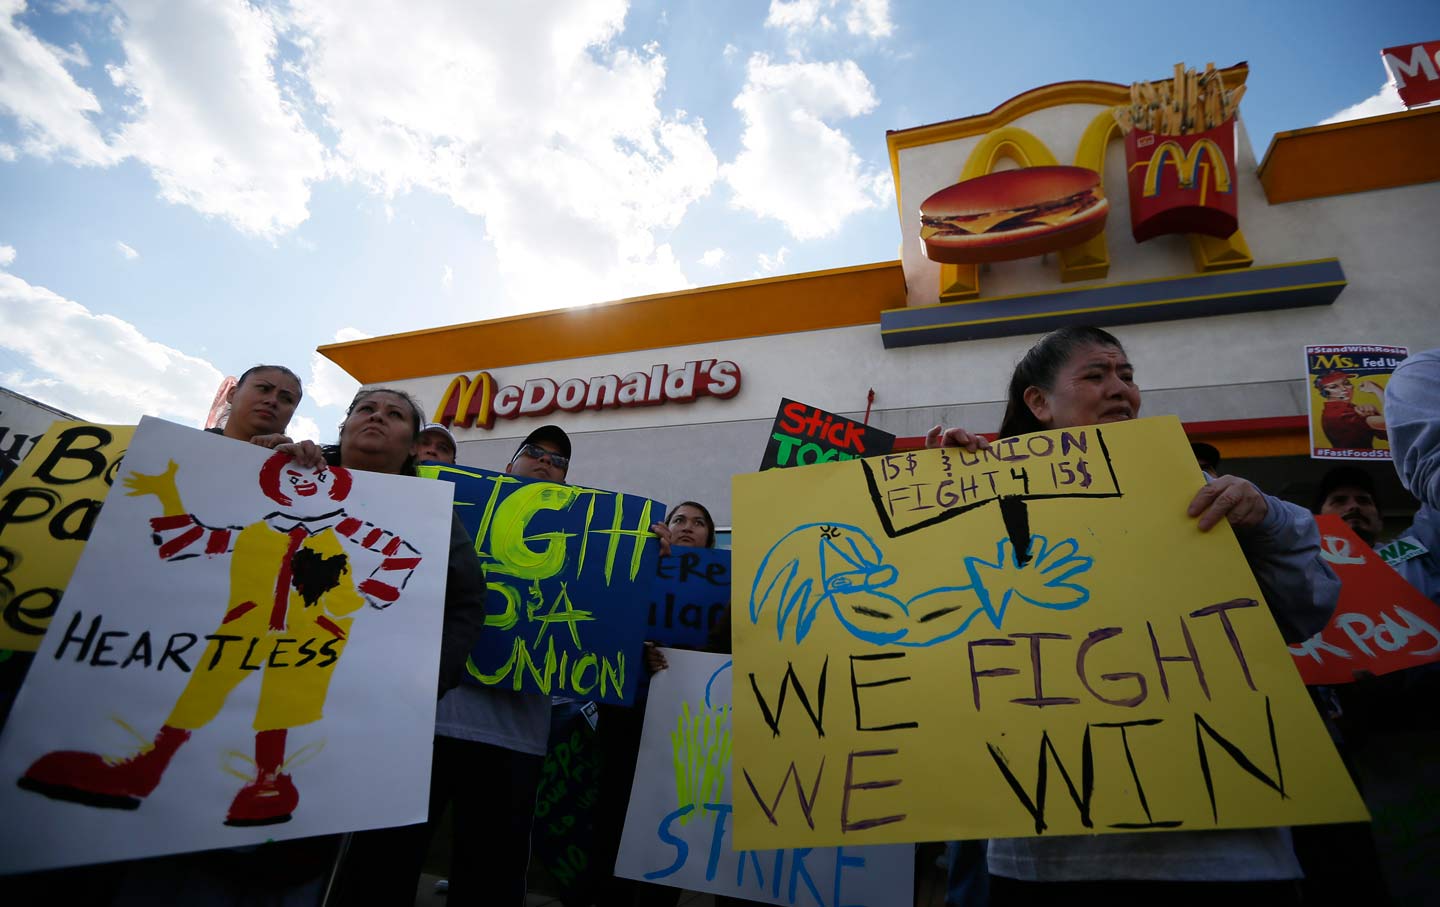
[505,424,571,483]
[1313,466,1384,547]
[415,422,458,465]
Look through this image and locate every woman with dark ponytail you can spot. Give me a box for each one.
[928,326,1338,904]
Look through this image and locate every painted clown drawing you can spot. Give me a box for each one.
[0,418,453,873]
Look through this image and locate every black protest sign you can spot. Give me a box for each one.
[759,398,895,470]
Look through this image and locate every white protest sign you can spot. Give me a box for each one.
[0,417,454,872]
[616,648,913,905]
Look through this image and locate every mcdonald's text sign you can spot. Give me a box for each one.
[1383,41,1440,107]
[433,360,742,430]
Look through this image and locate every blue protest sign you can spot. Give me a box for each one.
[647,547,731,649]
[419,463,664,704]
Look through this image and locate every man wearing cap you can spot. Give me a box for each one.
[416,422,458,465]
[1316,371,1388,450]
[1315,466,1385,548]
[1191,441,1221,478]
[338,424,576,907]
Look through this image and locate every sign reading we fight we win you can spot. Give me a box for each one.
[730,416,1366,849]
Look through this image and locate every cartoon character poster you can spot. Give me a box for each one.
[0,417,455,873]
[1305,345,1408,460]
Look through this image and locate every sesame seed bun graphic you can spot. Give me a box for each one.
[919,166,1109,264]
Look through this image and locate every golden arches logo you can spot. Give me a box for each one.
[434,372,495,429]
[1141,139,1231,202]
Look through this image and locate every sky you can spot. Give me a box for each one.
[1,0,1437,441]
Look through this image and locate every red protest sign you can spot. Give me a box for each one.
[1382,41,1440,108]
[1290,514,1440,684]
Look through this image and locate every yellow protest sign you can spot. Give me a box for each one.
[0,422,132,651]
[730,416,1366,849]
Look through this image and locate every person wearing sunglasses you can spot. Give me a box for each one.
[505,424,570,482]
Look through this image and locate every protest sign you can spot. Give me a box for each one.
[648,547,731,649]
[0,386,72,486]
[760,399,896,471]
[730,415,1367,849]
[0,417,454,873]
[0,422,133,651]
[1305,345,1407,459]
[1289,515,1440,685]
[533,702,603,903]
[616,648,912,905]
[419,463,663,704]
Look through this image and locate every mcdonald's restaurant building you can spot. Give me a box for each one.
[320,65,1440,539]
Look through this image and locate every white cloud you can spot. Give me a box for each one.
[765,1,891,39]
[116,240,139,260]
[757,245,789,274]
[287,413,320,443]
[844,0,892,38]
[0,244,14,267]
[53,0,103,13]
[106,0,329,237]
[0,0,117,163]
[698,247,726,267]
[766,0,833,33]
[0,270,223,423]
[723,43,739,61]
[0,143,15,160]
[1318,81,1437,125]
[307,325,369,409]
[290,0,718,311]
[721,54,887,240]
[441,264,453,291]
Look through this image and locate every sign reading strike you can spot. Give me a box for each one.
[760,399,896,471]
[1383,41,1440,107]
[419,462,663,704]
[1289,515,1440,685]
[435,360,741,430]
[0,422,133,651]
[730,416,1366,849]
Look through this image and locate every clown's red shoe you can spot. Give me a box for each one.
[16,725,191,810]
[224,771,298,826]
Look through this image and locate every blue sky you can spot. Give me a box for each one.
[1,0,1436,440]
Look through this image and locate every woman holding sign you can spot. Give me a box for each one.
[592,501,718,907]
[210,364,305,447]
[930,326,1337,904]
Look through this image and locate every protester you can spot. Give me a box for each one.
[1191,441,1221,477]
[211,364,304,446]
[1385,348,1440,603]
[930,326,1338,903]
[1314,465,1385,547]
[415,421,458,465]
[591,501,717,907]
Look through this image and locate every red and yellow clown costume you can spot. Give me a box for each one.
[18,453,420,827]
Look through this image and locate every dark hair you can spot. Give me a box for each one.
[236,364,303,401]
[998,326,1126,439]
[337,387,426,476]
[667,500,717,548]
[1314,466,1379,513]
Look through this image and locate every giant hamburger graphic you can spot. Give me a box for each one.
[919,165,1109,264]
